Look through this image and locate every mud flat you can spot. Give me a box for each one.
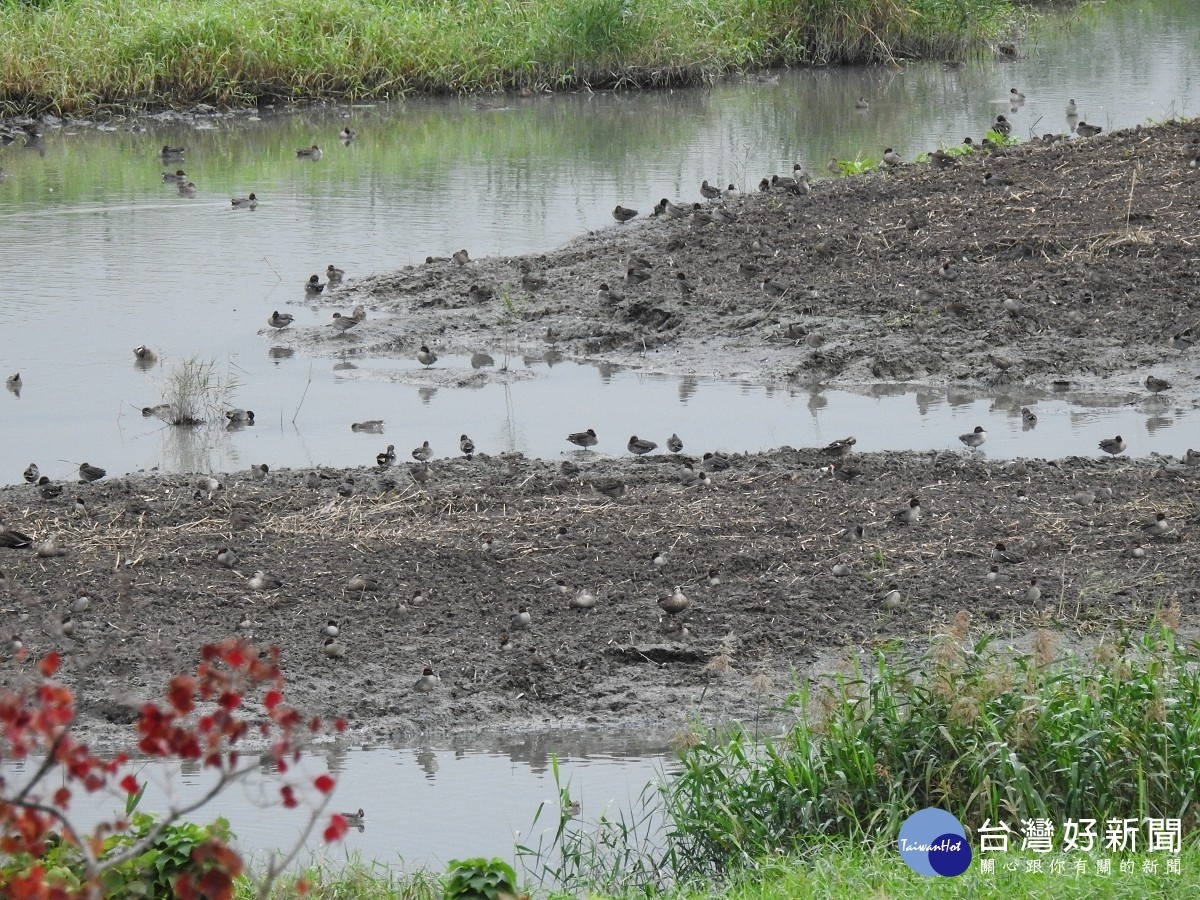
[1,445,1195,743]
[3,120,1199,743]
[275,119,1200,399]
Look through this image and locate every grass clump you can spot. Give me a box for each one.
[158,356,238,426]
[0,0,1018,114]
[661,618,1200,879]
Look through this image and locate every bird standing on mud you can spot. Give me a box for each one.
[567,429,598,449]
[628,435,657,456]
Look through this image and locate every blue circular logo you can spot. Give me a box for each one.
[897,809,972,877]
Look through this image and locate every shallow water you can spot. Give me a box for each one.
[4,732,673,870]
[1,0,1198,481]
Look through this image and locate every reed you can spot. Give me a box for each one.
[0,0,1016,114]
[661,620,1200,879]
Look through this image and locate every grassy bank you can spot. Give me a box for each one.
[0,0,1017,114]
[240,847,1200,899]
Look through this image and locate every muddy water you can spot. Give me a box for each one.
[4,732,673,870]
[1,0,1198,481]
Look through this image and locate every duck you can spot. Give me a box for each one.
[376,445,396,466]
[881,584,902,611]
[215,547,238,568]
[37,477,63,499]
[825,157,841,175]
[305,274,325,294]
[592,478,626,500]
[1075,122,1103,138]
[162,169,187,183]
[351,420,384,432]
[340,808,365,824]
[411,441,433,462]
[1065,98,1078,117]
[760,277,787,299]
[323,637,346,659]
[521,270,547,291]
[459,434,475,458]
[991,542,1023,564]
[6,372,21,389]
[992,115,1012,136]
[959,425,988,449]
[133,345,157,362]
[1171,332,1195,351]
[467,284,495,303]
[346,574,380,592]
[22,463,39,484]
[854,96,870,110]
[177,182,197,198]
[1098,435,1127,456]
[414,666,439,692]
[627,435,657,456]
[666,433,684,454]
[659,586,690,615]
[34,535,65,556]
[231,193,258,209]
[570,588,598,610]
[831,562,852,577]
[892,497,922,526]
[416,345,437,368]
[296,145,323,160]
[250,463,270,479]
[567,429,598,449]
[1184,449,1200,466]
[882,148,902,167]
[699,180,722,200]
[702,452,731,472]
[157,145,185,159]
[248,570,282,591]
[821,437,857,458]
[325,264,345,286]
[225,409,254,424]
[338,127,357,142]
[624,266,651,286]
[0,528,33,549]
[1021,407,1038,427]
[78,462,106,483]
[411,463,434,486]
[1009,87,1026,103]
[452,249,470,266]
[268,310,294,329]
[1145,375,1170,394]
[330,312,359,334]
[1141,512,1172,538]
[510,606,532,630]
[928,150,958,169]
[1024,578,1041,603]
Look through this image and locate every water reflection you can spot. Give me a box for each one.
[0,0,1197,480]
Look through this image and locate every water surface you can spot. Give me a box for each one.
[1,0,1197,480]
[5,732,673,870]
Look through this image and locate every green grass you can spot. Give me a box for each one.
[0,0,1017,114]
[235,857,442,899]
[661,621,1200,879]
[235,846,1200,899]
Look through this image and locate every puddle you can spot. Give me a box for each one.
[1,0,1198,480]
[3,732,674,870]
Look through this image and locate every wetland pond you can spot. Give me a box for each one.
[2,0,1199,481]
[1,0,1200,873]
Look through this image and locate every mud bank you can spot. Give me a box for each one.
[1,447,1196,744]
[277,119,1200,399]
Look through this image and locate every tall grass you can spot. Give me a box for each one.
[662,617,1200,879]
[516,620,1200,891]
[0,0,1016,114]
